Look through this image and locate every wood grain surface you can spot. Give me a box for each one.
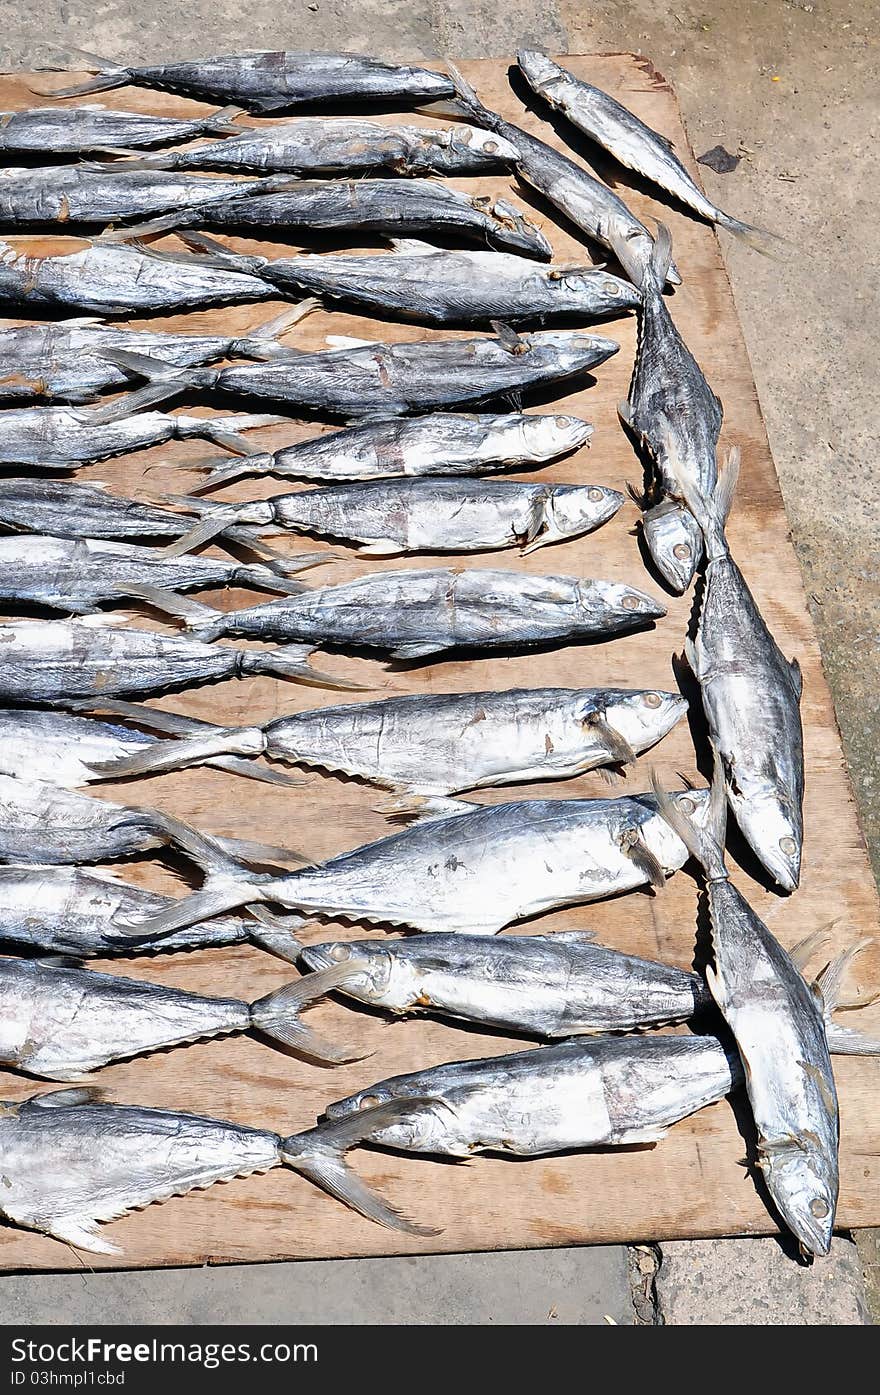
[0,53,878,1272]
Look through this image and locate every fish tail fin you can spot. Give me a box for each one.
[91,347,213,417]
[235,301,320,359]
[445,62,483,113]
[231,556,333,593]
[137,807,291,878]
[815,937,880,1016]
[646,221,674,291]
[282,1099,445,1235]
[373,794,476,825]
[86,723,266,782]
[31,48,131,98]
[650,748,728,881]
[120,582,228,637]
[207,105,246,135]
[247,646,372,692]
[156,507,252,559]
[717,212,785,259]
[248,908,310,963]
[212,833,313,871]
[119,878,269,941]
[250,961,374,1063]
[176,229,256,271]
[183,452,275,490]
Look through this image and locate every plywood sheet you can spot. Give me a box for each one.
[0,53,877,1271]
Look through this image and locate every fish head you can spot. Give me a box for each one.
[450,125,520,164]
[300,939,396,1001]
[593,688,689,754]
[567,270,641,315]
[540,484,624,546]
[731,785,802,892]
[517,49,564,92]
[577,578,667,629]
[323,1077,398,1121]
[760,1139,837,1258]
[641,500,703,594]
[519,413,593,459]
[642,785,712,871]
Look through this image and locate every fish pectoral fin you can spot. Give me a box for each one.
[584,710,637,766]
[683,634,702,680]
[704,962,727,1012]
[42,1214,123,1256]
[618,826,666,890]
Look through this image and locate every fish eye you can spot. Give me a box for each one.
[359,1094,381,1111]
[621,594,642,611]
[603,280,619,295]
[643,692,662,708]
[484,140,498,154]
[677,796,695,815]
[329,944,350,962]
[779,836,797,856]
[554,415,569,429]
[809,1197,829,1219]
[673,543,691,560]
[588,488,605,502]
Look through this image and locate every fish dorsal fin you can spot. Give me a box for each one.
[789,656,803,698]
[388,239,440,256]
[789,922,835,974]
[35,955,87,971]
[324,335,377,350]
[25,1087,103,1111]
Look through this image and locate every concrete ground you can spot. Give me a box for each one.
[1,0,877,1325]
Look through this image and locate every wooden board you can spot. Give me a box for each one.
[1,54,878,1272]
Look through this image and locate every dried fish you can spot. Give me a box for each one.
[0,103,243,155]
[0,772,305,871]
[0,305,309,405]
[0,1087,295,1254]
[0,237,277,316]
[110,118,519,175]
[0,533,326,613]
[0,167,296,229]
[137,566,666,660]
[619,224,720,591]
[517,51,777,253]
[122,786,710,939]
[139,234,639,327]
[0,403,285,469]
[0,706,299,790]
[444,66,680,287]
[190,412,593,491]
[112,179,553,260]
[638,495,704,595]
[0,865,303,961]
[96,328,620,419]
[165,476,624,558]
[297,932,880,1062]
[89,686,687,792]
[0,617,354,704]
[655,756,836,1255]
[0,957,351,1079]
[674,449,804,890]
[39,49,455,112]
[280,1035,740,1232]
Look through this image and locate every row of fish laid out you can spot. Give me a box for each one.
[0,903,873,1254]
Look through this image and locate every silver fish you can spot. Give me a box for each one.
[0,772,303,871]
[125,787,711,939]
[444,66,680,287]
[140,234,640,327]
[165,477,625,558]
[0,478,273,555]
[96,328,620,419]
[517,51,776,253]
[619,224,720,590]
[679,451,804,890]
[190,412,593,491]
[298,932,880,1063]
[89,686,688,793]
[0,103,243,155]
[0,865,303,961]
[112,179,553,260]
[140,566,666,660]
[0,617,352,704]
[0,238,277,316]
[0,957,342,1079]
[655,759,837,1256]
[113,118,518,175]
[0,533,325,613]
[281,1034,741,1232]
[0,706,299,790]
[0,306,306,405]
[0,1087,293,1254]
[0,167,295,228]
[0,403,284,469]
[41,49,455,112]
